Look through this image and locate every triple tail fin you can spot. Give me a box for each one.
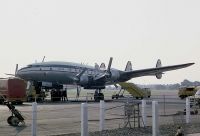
[100,63,106,70]
[125,61,133,71]
[155,59,162,79]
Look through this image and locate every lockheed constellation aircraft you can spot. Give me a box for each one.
[14,57,194,101]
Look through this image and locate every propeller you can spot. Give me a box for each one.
[42,56,45,62]
[15,64,18,76]
[105,57,113,78]
[0,78,7,79]
[5,64,18,77]
[107,57,113,72]
[94,57,113,81]
[76,68,87,79]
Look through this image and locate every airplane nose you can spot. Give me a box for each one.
[16,69,24,79]
[15,70,21,77]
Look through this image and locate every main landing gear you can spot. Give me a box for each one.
[94,89,104,102]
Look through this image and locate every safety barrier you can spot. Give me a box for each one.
[0,95,200,136]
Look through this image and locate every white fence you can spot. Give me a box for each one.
[0,97,200,136]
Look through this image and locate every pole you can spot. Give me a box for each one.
[32,102,37,136]
[142,100,147,126]
[186,97,190,123]
[81,103,88,136]
[99,100,105,131]
[152,101,159,136]
[163,95,166,116]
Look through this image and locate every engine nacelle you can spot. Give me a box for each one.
[156,73,162,79]
[79,74,106,89]
[155,59,162,79]
[79,75,93,86]
[110,70,120,81]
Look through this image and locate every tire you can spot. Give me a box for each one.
[7,116,13,125]
[94,94,98,102]
[180,95,184,99]
[195,110,198,115]
[10,116,19,126]
[99,93,104,100]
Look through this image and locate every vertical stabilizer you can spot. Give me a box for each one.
[95,63,100,70]
[125,61,132,71]
[156,59,162,68]
[100,63,106,70]
[155,59,162,79]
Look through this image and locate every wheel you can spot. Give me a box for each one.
[7,116,13,125]
[99,93,104,100]
[195,110,198,115]
[94,97,100,102]
[10,116,19,126]
[94,93,98,102]
[180,95,184,99]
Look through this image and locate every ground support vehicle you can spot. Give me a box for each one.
[178,86,197,99]
[113,82,151,99]
[0,78,26,104]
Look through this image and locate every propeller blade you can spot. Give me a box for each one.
[107,57,113,72]
[114,84,118,88]
[5,73,15,76]
[15,64,18,76]
[42,56,46,62]
[76,68,87,80]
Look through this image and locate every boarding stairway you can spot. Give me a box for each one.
[118,82,151,99]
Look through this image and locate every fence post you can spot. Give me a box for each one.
[99,100,105,131]
[186,97,190,123]
[32,102,37,136]
[142,100,147,127]
[81,103,88,136]
[152,101,159,136]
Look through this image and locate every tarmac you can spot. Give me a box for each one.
[187,133,200,136]
[0,90,200,136]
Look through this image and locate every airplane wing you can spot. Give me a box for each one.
[119,63,194,81]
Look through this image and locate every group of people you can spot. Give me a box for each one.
[50,88,68,102]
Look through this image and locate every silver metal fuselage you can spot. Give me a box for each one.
[16,61,121,85]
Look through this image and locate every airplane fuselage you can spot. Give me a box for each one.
[16,61,122,89]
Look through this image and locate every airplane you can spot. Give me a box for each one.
[14,57,194,101]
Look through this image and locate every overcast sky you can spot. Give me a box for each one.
[0,0,199,84]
